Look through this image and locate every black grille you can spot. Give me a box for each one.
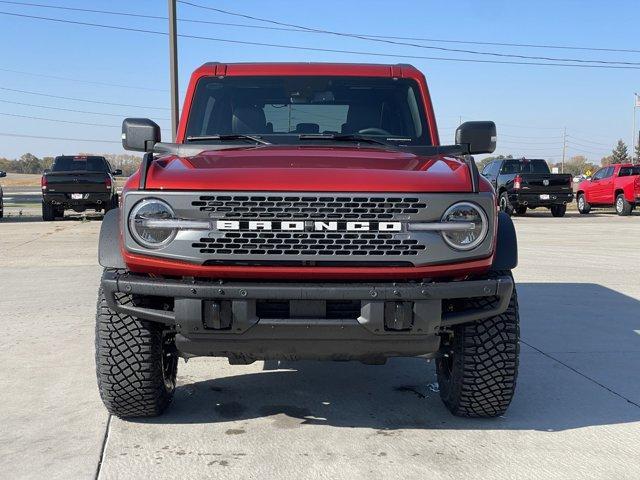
[192,232,426,257]
[256,300,361,319]
[192,195,426,220]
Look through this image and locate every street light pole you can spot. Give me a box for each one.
[168,0,179,141]
[561,126,566,173]
[633,93,638,164]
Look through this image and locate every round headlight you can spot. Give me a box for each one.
[129,198,177,249]
[440,202,488,251]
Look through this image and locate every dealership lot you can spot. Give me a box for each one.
[0,207,639,479]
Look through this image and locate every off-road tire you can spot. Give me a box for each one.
[514,205,527,216]
[436,270,519,417]
[42,201,55,221]
[615,194,632,216]
[95,275,177,418]
[550,204,567,217]
[499,192,514,216]
[577,194,591,214]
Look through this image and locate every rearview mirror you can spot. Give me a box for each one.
[455,121,496,155]
[122,118,161,152]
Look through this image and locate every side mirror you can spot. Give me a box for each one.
[122,118,161,152]
[0,171,6,178]
[113,169,123,176]
[455,121,496,155]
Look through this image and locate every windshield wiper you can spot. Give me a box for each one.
[185,134,271,145]
[298,133,393,147]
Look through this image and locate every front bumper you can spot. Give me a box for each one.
[509,191,573,207]
[101,270,513,363]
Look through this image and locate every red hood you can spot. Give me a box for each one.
[137,145,480,192]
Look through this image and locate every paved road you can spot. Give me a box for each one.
[1,207,639,479]
[2,188,42,205]
[1,187,123,206]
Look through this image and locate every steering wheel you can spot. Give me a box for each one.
[357,127,390,136]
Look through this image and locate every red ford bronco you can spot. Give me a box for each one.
[96,63,519,419]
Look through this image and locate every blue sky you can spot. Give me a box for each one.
[0,0,638,162]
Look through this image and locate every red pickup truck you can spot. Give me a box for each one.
[96,63,519,419]
[576,163,640,215]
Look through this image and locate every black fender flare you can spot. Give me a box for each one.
[491,211,518,270]
[98,208,126,269]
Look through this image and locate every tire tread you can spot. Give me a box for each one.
[95,273,176,418]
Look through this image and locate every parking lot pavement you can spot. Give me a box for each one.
[1,209,639,479]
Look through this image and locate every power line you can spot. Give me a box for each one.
[498,123,564,130]
[496,145,563,151]
[567,140,610,151]
[566,145,608,156]
[566,135,610,147]
[0,131,121,144]
[498,139,564,146]
[177,1,640,66]
[0,111,119,127]
[0,67,167,92]
[2,10,640,71]
[3,0,638,56]
[499,133,564,139]
[0,86,169,110]
[0,99,170,120]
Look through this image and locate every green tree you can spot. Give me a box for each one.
[18,153,42,174]
[562,155,598,177]
[41,156,54,171]
[610,139,629,164]
[475,154,513,172]
[635,142,640,163]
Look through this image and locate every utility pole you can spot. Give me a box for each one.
[633,93,638,164]
[561,126,567,173]
[168,0,179,141]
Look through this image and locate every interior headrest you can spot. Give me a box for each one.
[232,105,267,134]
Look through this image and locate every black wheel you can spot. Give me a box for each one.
[436,271,520,417]
[514,205,527,216]
[550,204,567,217]
[577,194,591,214]
[95,273,177,418]
[498,192,513,216]
[615,194,632,216]
[42,201,55,221]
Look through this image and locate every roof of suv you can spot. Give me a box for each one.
[193,62,422,78]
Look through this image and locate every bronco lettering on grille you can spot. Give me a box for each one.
[216,220,402,232]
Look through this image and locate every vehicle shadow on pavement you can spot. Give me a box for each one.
[136,283,640,432]
[0,213,104,223]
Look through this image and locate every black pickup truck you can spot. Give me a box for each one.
[41,156,121,221]
[481,158,573,217]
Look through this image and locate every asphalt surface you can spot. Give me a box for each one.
[2,188,42,205]
[0,206,639,480]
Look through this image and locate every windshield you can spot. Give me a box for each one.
[185,76,431,145]
[52,156,109,172]
[501,159,550,174]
